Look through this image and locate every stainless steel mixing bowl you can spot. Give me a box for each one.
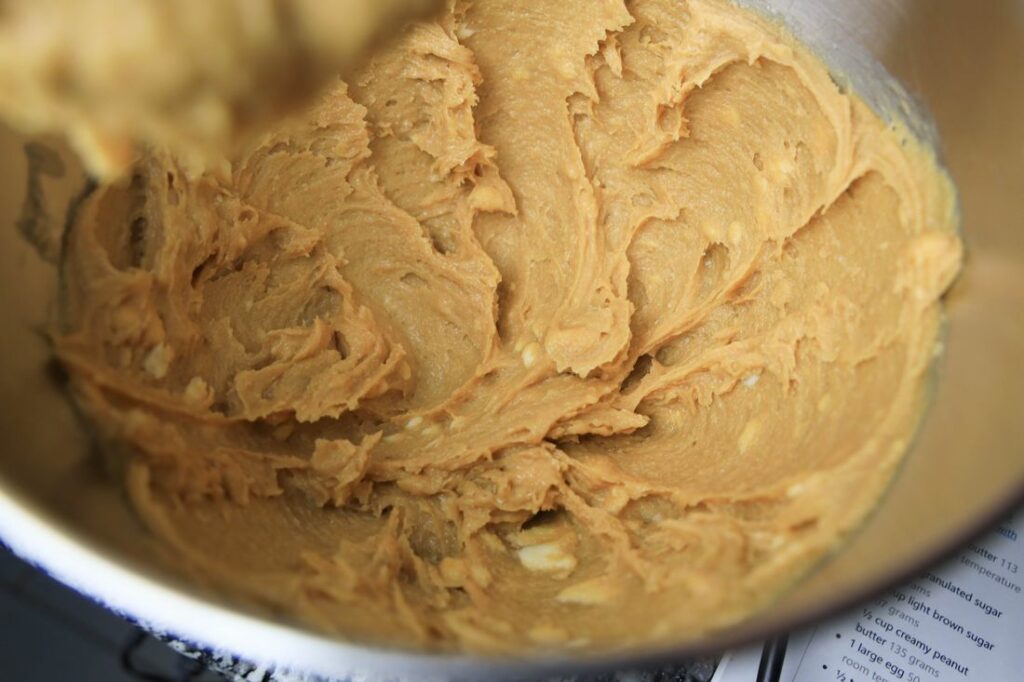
[1,1,1022,679]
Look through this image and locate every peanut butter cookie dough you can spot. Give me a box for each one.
[0,0,441,177]
[55,0,962,653]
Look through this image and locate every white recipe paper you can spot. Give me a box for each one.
[712,506,1024,682]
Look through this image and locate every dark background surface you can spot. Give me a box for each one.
[0,542,226,681]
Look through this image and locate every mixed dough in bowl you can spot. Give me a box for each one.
[54,0,961,653]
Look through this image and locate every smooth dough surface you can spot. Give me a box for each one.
[56,0,962,653]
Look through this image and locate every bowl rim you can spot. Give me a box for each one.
[2,472,1021,680]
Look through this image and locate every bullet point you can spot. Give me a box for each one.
[836,633,841,639]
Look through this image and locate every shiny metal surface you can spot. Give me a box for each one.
[1,1,1022,679]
